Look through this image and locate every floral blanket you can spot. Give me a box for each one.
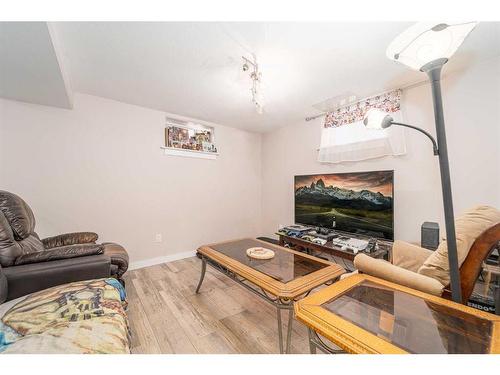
[0,278,130,354]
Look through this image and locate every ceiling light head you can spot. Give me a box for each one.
[363,108,393,130]
[242,56,256,72]
[386,22,477,71]
[255,103,264,115]
[250,71,261,82]
[251,81,264,115]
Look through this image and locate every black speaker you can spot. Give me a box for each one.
[421,222,439,250]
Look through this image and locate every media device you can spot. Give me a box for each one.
[421,221,439,250]
[313,233,337,241]
[283,225,310,232]
[294,170,394,240]
[331,237,369,253]
[312,238,327,245]
[365,238,377,253]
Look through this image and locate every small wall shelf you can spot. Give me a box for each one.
[161,146,219,160]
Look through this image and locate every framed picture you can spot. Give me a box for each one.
[165,120,217,153]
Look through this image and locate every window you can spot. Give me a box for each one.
[318,89,406,163]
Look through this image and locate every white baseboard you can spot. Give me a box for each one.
[128,250,197,271]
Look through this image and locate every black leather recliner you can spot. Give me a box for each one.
[0,190,129,302]
[0,264,7,304]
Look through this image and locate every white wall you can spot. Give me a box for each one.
[0,57,498,267]
[261,57,500,243]
[0,93,262,266]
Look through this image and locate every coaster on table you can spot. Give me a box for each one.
[246,247,275,260]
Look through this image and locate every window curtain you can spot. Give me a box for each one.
[318,89,406,164]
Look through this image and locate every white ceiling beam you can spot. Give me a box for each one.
[0,22,73,109]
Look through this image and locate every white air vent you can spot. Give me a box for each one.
[312,92,358,112]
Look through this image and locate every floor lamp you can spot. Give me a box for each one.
[364,22,477,303]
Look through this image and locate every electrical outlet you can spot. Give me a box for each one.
[154,234,162,243]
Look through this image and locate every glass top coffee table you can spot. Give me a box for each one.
[196,238,345,353]
[295,273,500,354]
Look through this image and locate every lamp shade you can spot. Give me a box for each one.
[386,22,477,71]
[363,108,393,129]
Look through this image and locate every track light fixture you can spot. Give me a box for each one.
[242,55,263,114]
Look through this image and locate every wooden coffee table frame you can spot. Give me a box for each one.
[295,273,500,354]
[195,238,345,354]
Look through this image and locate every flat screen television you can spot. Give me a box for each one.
[294,170,394,240]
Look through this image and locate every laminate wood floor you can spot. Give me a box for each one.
[123,256,312,354]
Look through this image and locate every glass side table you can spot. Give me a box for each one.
[294,274,500,354]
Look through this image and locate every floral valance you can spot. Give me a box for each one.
[324,89,402,128]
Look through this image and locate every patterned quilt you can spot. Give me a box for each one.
[0,278,130,354]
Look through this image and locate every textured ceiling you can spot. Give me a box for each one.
[3,22,499,132]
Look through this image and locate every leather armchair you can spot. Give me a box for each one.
[0,264,7,304]
[0,190,129,301]
[42,232,99,249]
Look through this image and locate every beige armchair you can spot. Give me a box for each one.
[354,241,445,295]
[353,205,500,302]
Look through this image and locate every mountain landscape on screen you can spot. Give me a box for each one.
[295,178,392,210]
[294,171,394,240]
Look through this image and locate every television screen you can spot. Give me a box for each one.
[294,170,394,240]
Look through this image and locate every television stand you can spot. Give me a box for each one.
[277,230,392,272]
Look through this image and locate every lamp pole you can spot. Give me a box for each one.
[421,58,462,304]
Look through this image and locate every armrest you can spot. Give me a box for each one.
[0,265,7,304]
[42,232,99,249]
[14,244,104,266]
[102,243,129,278]
[3,255,111,301]
[354,253,444,296]
[392,240,434,272]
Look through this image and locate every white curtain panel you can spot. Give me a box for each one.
[318,89,407,164]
